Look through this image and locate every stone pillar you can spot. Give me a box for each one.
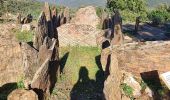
[135,16,141,34]
[103,51,121,100]
[16,13,21,24]
[111,10,124,46]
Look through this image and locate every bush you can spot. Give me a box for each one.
[15,30,33,42]
[148,10,170,25]
[107,0,147,22]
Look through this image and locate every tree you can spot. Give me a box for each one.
[107,0,147,13]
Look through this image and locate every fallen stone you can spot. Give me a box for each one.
[8,89,38,100]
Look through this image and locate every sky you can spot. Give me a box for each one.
[37,0,107,8]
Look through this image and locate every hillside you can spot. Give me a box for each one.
[148,0,170,7]
[37,0,170,8]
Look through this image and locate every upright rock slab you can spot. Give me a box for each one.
[103,51,121,100]
[34,12,48,50]
[43,2,54,38]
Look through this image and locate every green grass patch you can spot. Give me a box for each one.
[14,30,33,42]
[121,83,134,99]
[59,46,101,84]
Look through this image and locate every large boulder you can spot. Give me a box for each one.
[8,89,38,100]
[0,23,23,86]
[57,23,100,46]
[71,6,100,28]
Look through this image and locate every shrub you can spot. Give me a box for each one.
[15,30,33,42]
[148,10,170,25]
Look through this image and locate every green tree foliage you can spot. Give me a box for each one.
[107,0,147,22]
[107,0,146,13]
[0,0,43,19]
[148,4,170,25]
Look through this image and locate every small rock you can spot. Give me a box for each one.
[8,89,38,100]
[145,87,153,97]
[21,24,32,32]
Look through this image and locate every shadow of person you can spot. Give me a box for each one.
[59,52,69,74]
[70,67,95,100]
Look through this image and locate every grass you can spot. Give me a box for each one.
[59,46,101,84]
[121,83,134,99]
[14,30,34,42]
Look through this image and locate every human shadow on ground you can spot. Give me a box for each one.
[0,83,17,100]
[59,52,69,74]
[140,70,167,100]
[70,54,107,100]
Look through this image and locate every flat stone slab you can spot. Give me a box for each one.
[160,71,170,89]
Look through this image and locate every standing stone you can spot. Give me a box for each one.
[21,42,38,89]
[60,11,65,26]
[102,15,113,30]
[135,16,141,34]
[100,48,111,72]
[111,24,124,45]
[21,14,33,24]
[31,38,57,96]
[103,51,121,100]
[114,9,122,29]
[17,13,21,24]
[63,7,70,23]
[111,10,124,46]
[34,12,48,50]
[43,2,54,38]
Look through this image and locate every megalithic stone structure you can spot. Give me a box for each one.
[17,13,21,24]
[103,50,121,100]
[135,16,141,34]
[34,12,48,50]
[31,37,57,96]
[63,7,70,23]
[111,24,124,45]
[20,2,60,99]
[111,10,124,46]
[43,2,54,38]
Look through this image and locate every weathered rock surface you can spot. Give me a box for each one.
[8,89,38,100]
[21,42,38,88]
[71,6,100,28]
[0,23,23,86]
[100,48,111,72]
[34,12,48,50]
[103,51,121,100]
[117,41,170,76]
[21,24,32,32]
[57,23,100,46]
[123,72,142,97]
